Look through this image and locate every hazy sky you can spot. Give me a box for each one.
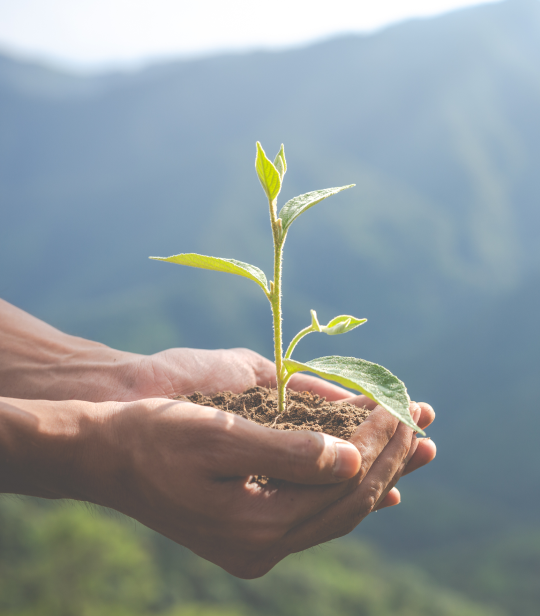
[0,0,502,71]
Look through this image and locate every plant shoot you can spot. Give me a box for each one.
[151,143,423,434]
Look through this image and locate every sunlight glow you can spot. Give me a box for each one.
[0,0,503,71]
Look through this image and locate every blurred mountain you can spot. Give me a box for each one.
[2,0,540,337]
[1,0,540,612]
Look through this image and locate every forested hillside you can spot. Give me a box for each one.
[1,0,540,613]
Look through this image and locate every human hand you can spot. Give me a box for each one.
[29,334,435,497]
[0,391,433,579]
[0,296,435,568]
[130,346,354,401]
[0,296,434,482]
[132,347,436,491]
[76,396,433,578]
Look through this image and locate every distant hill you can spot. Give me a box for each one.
[2,0,540,330]
[1,0,540,603]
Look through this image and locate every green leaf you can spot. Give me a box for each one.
[283,356,423,434]
[255,142,281,202]
[278,185,355,233]
[149,253,269,294]
[321,315,367,335]
[273,144,287,181]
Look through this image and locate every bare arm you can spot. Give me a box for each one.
[0,298,140,401]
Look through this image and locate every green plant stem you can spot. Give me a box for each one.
[280,325,317,397]
[284,325,315,360]
[268,199,287,413]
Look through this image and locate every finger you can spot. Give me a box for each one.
[372,432,420,509]
[283,407,420,552]
[348,405,400,483]
[342,414,417,521]
[242,408,414,527]
[213,411,361,484]
[416,402,435,430]
[374,487,401,510]
[402,438,436,476]
[287,373,354,401]
[259,435,405,527]
[251,475,358,529]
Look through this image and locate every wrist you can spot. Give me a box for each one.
[44,336,142,402]
[3,331,142,402]
[0,397,117,500]
[0,299,143,401]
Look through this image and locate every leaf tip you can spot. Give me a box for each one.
[274,144,287,181]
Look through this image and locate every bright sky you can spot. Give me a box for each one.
[0,0,502,72]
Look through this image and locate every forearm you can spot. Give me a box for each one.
[0,299,140,401]
[0,396,107,499]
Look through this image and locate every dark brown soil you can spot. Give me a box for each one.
[177,386,372,441]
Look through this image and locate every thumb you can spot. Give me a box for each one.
[218,418,361,484]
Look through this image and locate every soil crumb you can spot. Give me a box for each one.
[177,386,371,441]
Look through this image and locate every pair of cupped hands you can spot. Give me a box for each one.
[0,301,435,579]
[62,347,435,579]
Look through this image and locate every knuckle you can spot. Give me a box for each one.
[398,435,414,461]
[404,438,419,464]
[360,483,381,515]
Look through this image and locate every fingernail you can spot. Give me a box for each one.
[333,442,360,479]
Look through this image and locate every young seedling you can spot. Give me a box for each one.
[151,143,423,434]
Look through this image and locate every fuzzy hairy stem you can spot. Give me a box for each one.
[284,325,314,360]
[268,199,287,413]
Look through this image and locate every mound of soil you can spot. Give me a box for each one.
[178,386,371,441]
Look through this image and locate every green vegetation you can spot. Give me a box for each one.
[0,499,157,616]
[151,143,421,432]
[0,498,501,616]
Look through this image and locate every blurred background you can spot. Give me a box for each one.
[1,0,540,614]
